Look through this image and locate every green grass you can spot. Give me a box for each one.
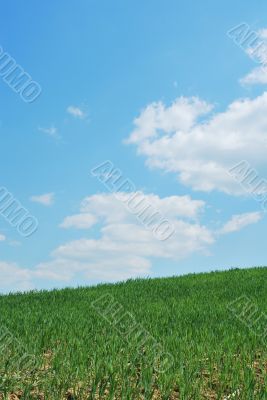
[0,267,266,399]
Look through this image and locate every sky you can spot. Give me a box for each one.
[1,0,267,293]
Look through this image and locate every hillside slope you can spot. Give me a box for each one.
[0,267,266,399]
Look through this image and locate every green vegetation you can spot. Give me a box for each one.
[0,267,266,399]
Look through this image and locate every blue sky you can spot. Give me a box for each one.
[1,0,267,293]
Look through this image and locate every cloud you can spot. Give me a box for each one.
[80,192,205,222]
[67,106,87,119]
[38,125,58,137]
[126,94,267,195]
[219,212,262,234]
[30,193,55,206]
[239,28,267,85]
[34,256,151,283]
[60,213,97,229]
[0,234,6,241]
[0,193,261,292]
[240,66,267,85]
[0,262,33,294]
[37,192,214,286]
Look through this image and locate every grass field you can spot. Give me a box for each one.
[0,267,266,399]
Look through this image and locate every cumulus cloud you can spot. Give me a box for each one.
[30,193,55,206]
[219,212,262,234]
[126,94,267,195]
[60,213,97,229]
[37,192,213,285]
[0,234,6,241]
[67,106,87,119]
[80,192,205,222]
[0,192,262,292]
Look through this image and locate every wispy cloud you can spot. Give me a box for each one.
[0,234,6,242]
[219,212,262,234]
[38,125,58,138]
[30,193,55,206]
[67,105,87,119]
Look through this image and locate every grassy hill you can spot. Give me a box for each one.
[0,267,266,399]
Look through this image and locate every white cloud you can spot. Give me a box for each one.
[80,192,205,222]
[0,192,210,292]
[0,193,261,292]
[240,28,267,85]
[52,221,213,262]
[0,234,6,241]
[34,256,151,283]
[0,262,33,293]
[38,192,214,285]
[67,106,87,119]
[38,125,58,137]
[126,97,213,144]
[220,212,262,234]
[240,66,267,85]
[60,213,97,229]
[126,94,267,195]
[30,193,55,206]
